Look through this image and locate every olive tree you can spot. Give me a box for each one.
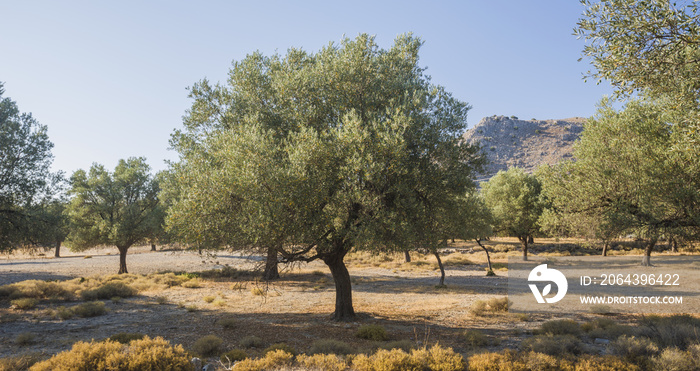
[0,82,65,251]
[166,34,484,320]
[540,99,700,265]
[66,157,162,273]
[481,167,544,261]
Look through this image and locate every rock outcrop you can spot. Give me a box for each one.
[463,115,586,181]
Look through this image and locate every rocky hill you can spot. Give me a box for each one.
[463,115,587,181]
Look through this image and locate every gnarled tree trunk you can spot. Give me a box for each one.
[404,250,411,263]
[602,241,609,257]
[323,247,355,321]
[434,251,446,286]
[263,245,280,280]
[151,243,156,251]
[117,246,129,274]
[519,235,529,261]
[476,239,494,276]
[54,240,61,258]
[641,237,658,266]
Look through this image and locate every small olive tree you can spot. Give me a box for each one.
[481,168,544,261]
[66,157,162,273]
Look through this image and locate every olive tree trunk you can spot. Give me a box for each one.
[404,250,411,263]
[54,241,61,258]
[263,245,280,280]
[476,239,494,276]
[519,235,529,261]
[117,246,129,274]
[602,241,609,257]
[323,248,355,321]
[434,251,446,286]
[641,237,658,266]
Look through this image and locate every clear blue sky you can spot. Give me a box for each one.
[0,1,613,175]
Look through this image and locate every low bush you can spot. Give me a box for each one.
[309,339,355,355]
[0,353,43,370]
[638,314,700,350]
[11,298,38,310]
[71,301,107,318]
[221,349,248,363]
[377,340,415,352]
[520,334,586,356]
[181,278,203,289]
[612,335,658,365]
[109,332,145,344]
[81,282,137,301]
[538,319,581,336]
[15,332,36,346]
[29,337,192,371]
[469,297,509,316]
[239,335,264,348]
[651,347,695,371]
[356,324,388,341]
[354,345,464,371]
[232,349,293,371]
[297,354,347,371]
[203,295,216,303]
[263,343,296,356]
[574,355,641,370]
[463,329,488,348]
[217,315,237,329]
[192,335,223,357]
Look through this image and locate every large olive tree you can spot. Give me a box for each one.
[166,34,484,320]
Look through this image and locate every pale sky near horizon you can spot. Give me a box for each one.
[1,1,614,175]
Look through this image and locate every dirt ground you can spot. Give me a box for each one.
[0,240,659,365]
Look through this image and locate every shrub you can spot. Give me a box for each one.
[523,351,572,371]
[573,355,641,370]
[467,350,520,371]
[185,305,197,312]
[352,348,420,371]
[192,335,223,357]
[109,332,145,344]
[538,319,581,336]
[309,339,355,355]
[463,329,488,348]
[239,335,264,348]
[354,345,464,371]
[203,295,216,303]
[81,282,137,300]
[11,298,38,310]
[0,353,43,370]
[612,335,658,364]
[232,349,293,371]
[217,315,237,329]
[181,278,203,288]
[651,347,694,371]
[55,306,73,320]
[638,314,700,350]
[71,301,107,318]
[356,324,388,341]
[155,296,168,305]
[221,349,248,363]
[251,287,265,296]
[263,343,296,356]
[16,332,36,346]
[378,340,415,352]
[469,297,509,316]
[520,334,585,356]
[297,354,347,371]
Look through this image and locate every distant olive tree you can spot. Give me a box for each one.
[481,168,544,261]
[66,157,162,273]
